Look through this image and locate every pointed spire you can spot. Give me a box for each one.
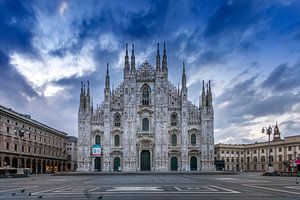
[83,83,86,96]
[125,43,130,73]
[182,62,186,88]
[87,80,90,97]
[104,63,111,101]
[207,81,213,107]
[202,80,205,95]
[156,43,160,72]
[83,83,86,109]
[162,43,168,72]
[273,122,281,141]
[178,82,180,94]
[208,80,212,95]
[131,43,136,72]
[85,81,91,111]
[105,63,110,88]
[202,80,206,106]
[79,81,84,110]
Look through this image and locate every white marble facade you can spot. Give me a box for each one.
[77,44,214,172]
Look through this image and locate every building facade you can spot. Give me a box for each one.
[77,43,214,172]
[0,105,68,173]
[66,136,78,171]
[215,125,300,172]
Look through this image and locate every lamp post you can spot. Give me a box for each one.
[262,125,274,175]
[14,127,27,174]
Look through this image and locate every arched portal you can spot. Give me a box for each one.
[12,158,18,168]
[4,157,10,167]
[95,157,101,171]
[190,156,197,171]
[113,157,120,171]
[171,157,178,171]
[140,150,150,171]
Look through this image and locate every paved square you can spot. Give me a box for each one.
[0,173,299,199]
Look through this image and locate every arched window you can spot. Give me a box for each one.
[114,135,120,147]
[170,112,178,126]
[142,118,149,131]
[95,135,101,145]
[171,134,177,146]
[191,134,196,145]
[141,85,150,105]
[114,113,121,127]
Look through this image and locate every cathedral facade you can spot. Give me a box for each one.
[77,44,214,172]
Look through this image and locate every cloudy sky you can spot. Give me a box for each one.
[1,0,300,144]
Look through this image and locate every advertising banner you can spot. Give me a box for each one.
[91,145,102,157]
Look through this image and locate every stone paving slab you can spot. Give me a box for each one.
[53,171,239,176]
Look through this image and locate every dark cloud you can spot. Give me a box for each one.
[216,66,300,129]
[0,0,37,57]
[72,0,169,50]
[246,94,300,117]
[217,76,257,104]
[0,0,39,105]
[280,120,300,136]
[204,0,261,39]
[261,62,300,92]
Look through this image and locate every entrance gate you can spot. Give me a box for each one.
[113,157,120,171]
[95,157,101,171]
[140,150,150,171]
[171,157,178,171]
[190,156,197,171]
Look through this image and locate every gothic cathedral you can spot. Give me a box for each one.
[77,43,214,172]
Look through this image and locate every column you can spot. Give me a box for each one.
[0,156,3,168]
[9,156,12,168]
[40,160,43,173]
[35,161,38,174]
[91,157,95,172]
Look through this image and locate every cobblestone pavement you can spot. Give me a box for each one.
[0,173,299,200]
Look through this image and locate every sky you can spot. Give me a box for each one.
[1,0,300,144]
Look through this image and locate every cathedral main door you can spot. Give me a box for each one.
[140,150,150,171]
